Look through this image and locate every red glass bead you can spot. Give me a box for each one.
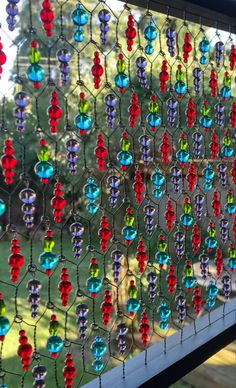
[101,290,113,325]
[40,0,54,36]
[98,215,111,253]
[160,132,171,164]
[133,168,145,205]
[209,69,218,97]
[187,163,197,193]
[159,60,169,92]
[92,52,104,89]
[47,91,62,134]
[129,93,140,128]
[63,353,76,388]
[183,32,192,63]
[8,239,25,282]
[166,264,177,294]
[230,102,236,129]
[58,268,72,306]
[210,132,219,160]
[51,182,66,223]
[1,139,17,185]
[231,160,236,185]
[192,285,202,315]
[165,199,176,231]
[0,37,6,78]
[95,134,107,171]
[136,239,148,273]
[214,248,224,276]
[233,216,236,240]
[139,311,150,346]
[186,98,196,128]
[191,224,201,254]
[229,44,236,71]
[212,191,221,217]
[17,330,33,370]
[125,14,136,51]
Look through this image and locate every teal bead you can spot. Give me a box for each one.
[144,23,158,41]
[207,299,215,309]
[127,298,140,313]
[87,277,102,294]
[176,150,189,163]
[153,188,163,198]
[0,384,7,388]
[159,304,171,320]
[205,237,217,249]
[92,359,104,372]
[175,81,186,95]
[199,37,210,53]
[27,64,45,82]
[0,199,6,216]
[47,336,63,353]
[183,276,195,289]
[72,4,89,26]
[160,321,168,330]
[114,73,129,88]
[221,86,231,99]
[145,44,154,55]
[39,252,58,270]
[203,181,213,191]
[84,180,100,200]
[152,170,165,186]
[117,151,133,166]
[156,252,169,265]
[225,203,236,215]
[204,167,214,180]
[228,258,236,270]
[0,316,10,336]
[222,146,233,158]
[180,214,193,227]
[122,226,137,241]
[200,116,212,128]
[34,161,54,179]
[200,56,208,65]
[87,202,99,214]
[207,283,218,298]
[147,113,161,127]
[75,113,92,131]
[74,30,84,42]
[91,336,107,358]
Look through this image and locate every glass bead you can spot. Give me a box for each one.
[0,317,10,336]
[91,337,107,357]
[14,92,29,108]
[98,9,111,23]
[147,113,161,127]
[122,226,137,241]
[87,202,99,214]
[156,252,169,265]
[175,81,186,94]
[205,237,217,249]
[0,199,6,216]
[153,188,163,198]
[144,23,158,41]
[37,146,50,161]
[225,204,236,215]
[228,258,236,270]
[92,359,104,372]
[114,73,129,88]
[74,30,84,42]
[84,182,99,200]
[39,252,58,270]
[27,64,45,82]
[160,321,168,330]
[127,298,140,313]
[87,277,102,293]
[124,213,135,226]
[145,44,154,55]
[183,276,195,289]
[200,116,212,128]
[117,151,133,166]
[152,169,165,186]
[180,214,193,227]
[29,50,41,64]
[75,114,92,131]
[176,150,189,163]
[120,138,131,151]
[222,146,233,158]
[221,86,231,99]
[44,237,55,252]
[47,336,63,353]
[72,4,88,26]
[199,37,210,53]
[159,304,171,319]
[207,282,218,298]
[200,56,208,65]
[34,161,54,179]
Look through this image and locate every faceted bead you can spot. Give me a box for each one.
[39,252,58,270]
[27,64,45,82]
[114,73,129,88]
[34,161,54,179]
[122,226,137,241]
[75,114,92,131]
[0,317,10,336]
[0,199,6,216]
[47,336,63,353]
[87,277,102,293]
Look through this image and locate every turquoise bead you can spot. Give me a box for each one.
[75,113,92,131]
[92,359,104,372]
[122,226,137,241]
[117,151,133,166]
[180,214,193,227]
[152,170,165,186]
[87,202,99,214]
[84,182,100,199]
[160,321,168,330]
[47,336,63,353]
[145,44,154,55]
[222,146,233,158]
[0,384,7,388]
[74,30,84,42]
[183,276,195,289]
[72,4,88,26]
[228,258,236,270]
[207,299,215,309]
[114,73,129,88]
[204,167,214,180]
[199,37,210,53]
[127,298,140,313]
[156,252,169,265]
[221,86,231,99]
[147,113,161,127]
[144,23,158,41]
[175,81,186,95]
[87,277,102,294]
[225,203,236,215]
[39,252,58,270]
[159,305,171,320]
[91,336,107,358]
[203,181,213,191]
[34,161,54,179]
[200,116,212,128]
[207,283,218,298]
[176,150,189,163]
[200,56,208,65]
[153,188,163,198]
[205,237,217,249]
[27,64,45,82]
[0,316,10,336]
[0,199,6,216]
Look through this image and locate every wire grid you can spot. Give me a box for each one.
[0,0,235,387]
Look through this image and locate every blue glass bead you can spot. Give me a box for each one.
[74,30,84,42]
[225,203,236,215]
[0,199,6,216]
[34,161,54,179]
[199,37,210,53]
[114,73,129,88]
[98,9,111,23]
[203,182,213,191]
[207,283,218,298]
[47,336,63,353]
[127,298,140,313]
[159,305,171,320]
[19,188,36,204]
[222,146,233,158]
[57,49,71,63]
[122,226,137,241]
[39,252,58,270]
[87,277,102,293]
[175,81,186,95]
[180,214,193,227]
[27,64,45,82]
[145,44,154,55]
[72,4,88,26]
[75,114,92,131]
[221,86,231,99]
[176,150,189,163]
[207,299,215,309]
[183,276,195,289]
[0,384,7,388]
[91,337,107,357]
[228,258,236,270]
[152,170,165,186]
[153,188,163,198]
[117,151,133,166]
[144,23,158,41]
[200,56,208,65]
[87,202,99,214]
[204,167,214,180]
[93,359,104,372]
[200,116,212,128]
[156,252,169,265]
[160,321,168,330]
[6,4,18,17]
[84,181,100,199]
[0,317,10,336]
[205,237,217,249]
[147,113,161,127]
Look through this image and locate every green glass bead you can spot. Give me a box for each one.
[0,300,6,316]
[120,138,131,151]
[223,136,231,146]
[29,49,41,64]
[201,106,210,115]
[117,59,125,73]
[49,320,59,336]
[180,139,188,151]
[43,237,55,252]
[209,228,216,237]
[185,266,193,277]
[158,241,167,252]
[183,202,192,214]
[227,193,233,203]
[79,99,89,114]
[89,263,100,277]
[176,70,184,81]
[124,213,135,226]
[229,247,236,258]
[224,76,231,87]
[37,146,50,162]
[149,101,159,113]
[128,285,138,298]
